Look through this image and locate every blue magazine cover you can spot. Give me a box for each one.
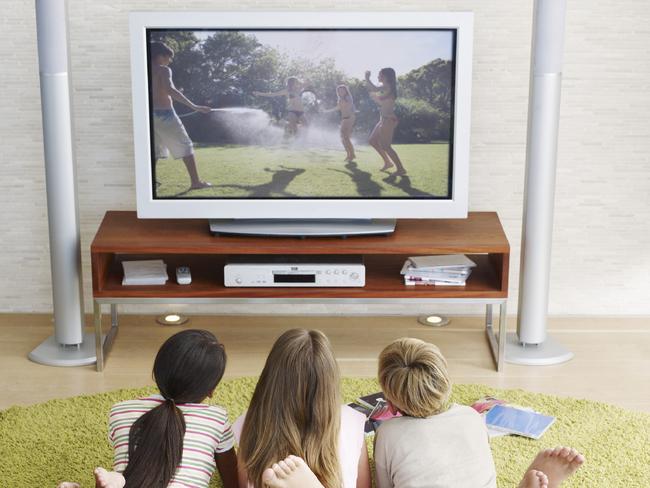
[485,404,555,439]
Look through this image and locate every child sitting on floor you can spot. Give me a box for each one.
[374,337,585,488]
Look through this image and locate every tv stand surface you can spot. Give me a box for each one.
[91,211,509,371]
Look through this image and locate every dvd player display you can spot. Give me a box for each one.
[224,256,365,287]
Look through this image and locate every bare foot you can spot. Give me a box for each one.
[262,455,324,488]
[190,181,213,190]
[394,168,407,176]
[525,447,585,488]
[518,469,549,488]
[94,467,125,488]
[380,163,395,172]
[57,483,80,488]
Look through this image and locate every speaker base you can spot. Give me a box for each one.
[505,332,573,366]
[28,332,98,367]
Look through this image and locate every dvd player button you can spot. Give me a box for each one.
[350,272,359,280]
[334,270,340,275]
[342,270,348,275]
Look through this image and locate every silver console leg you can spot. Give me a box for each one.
[111,304,118,328]
[498,302,507,371]
[94,301,103,372]
[97,303,118,371]
[485,302,507,372]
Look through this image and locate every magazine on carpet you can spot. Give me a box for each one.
[471,396,556,439]
[347,392,401,434]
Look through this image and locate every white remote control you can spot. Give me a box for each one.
[176,266,192,285]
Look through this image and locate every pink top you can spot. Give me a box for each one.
[233,405,366,488]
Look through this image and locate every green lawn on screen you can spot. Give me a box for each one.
[155,143,449,199]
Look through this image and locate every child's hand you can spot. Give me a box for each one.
[195,106,213,114]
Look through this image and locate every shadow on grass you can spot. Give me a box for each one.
[329,160,383,198]
[172,185,209,198]
[308,155,334,164]
[208,166,306,198]
[382,173,431,197]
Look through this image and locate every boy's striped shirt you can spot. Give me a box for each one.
[108,394,234,488]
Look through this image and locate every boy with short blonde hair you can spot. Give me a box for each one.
[375,337,497,488]
[375,338,585,488]
[378,337,451,418]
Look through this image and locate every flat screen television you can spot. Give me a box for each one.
[129,12,473,234]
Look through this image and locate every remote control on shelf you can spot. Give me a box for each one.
[176,266,192,285]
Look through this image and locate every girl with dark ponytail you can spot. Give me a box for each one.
[107,329,238,488]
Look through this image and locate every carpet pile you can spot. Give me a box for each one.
[1,377,648,487]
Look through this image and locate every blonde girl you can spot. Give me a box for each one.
[364,68,407,175]
[235,329,371,488]
[323,84,357,162]
[253,77,310,136]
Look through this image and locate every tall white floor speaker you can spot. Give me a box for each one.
[28,0,97,366]
[506,0,574,365]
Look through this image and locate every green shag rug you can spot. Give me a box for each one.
[1,378,649,487]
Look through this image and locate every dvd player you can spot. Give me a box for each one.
[224,256,365,287]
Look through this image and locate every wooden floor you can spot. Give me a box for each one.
[1,314,649,412]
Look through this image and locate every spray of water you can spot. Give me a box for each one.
[208,107,354,150]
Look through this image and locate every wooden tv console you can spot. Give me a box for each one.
[91,211,510,372]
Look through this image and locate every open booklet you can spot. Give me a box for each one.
[347,392,401,434]
[471,396,555,440]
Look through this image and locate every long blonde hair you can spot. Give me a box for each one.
[239,329,342,488]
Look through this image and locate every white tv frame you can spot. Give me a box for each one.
[130,11,473,219]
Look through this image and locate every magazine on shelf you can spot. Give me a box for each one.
[404,279,468,286]
[401,254,475,287]
[402,268,471,280]
[406,254,477,270]
[121,259,168,286]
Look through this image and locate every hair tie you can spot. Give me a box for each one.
[166,397,176,406]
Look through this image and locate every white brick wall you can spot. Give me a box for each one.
[1,0,649,315]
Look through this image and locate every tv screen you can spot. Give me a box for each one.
[130,12,472,219]
[146,28,456,200]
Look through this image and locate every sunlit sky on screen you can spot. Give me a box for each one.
[196,30,454,78]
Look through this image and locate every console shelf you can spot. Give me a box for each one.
[91,211,510,371]
[95,254,503,299]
